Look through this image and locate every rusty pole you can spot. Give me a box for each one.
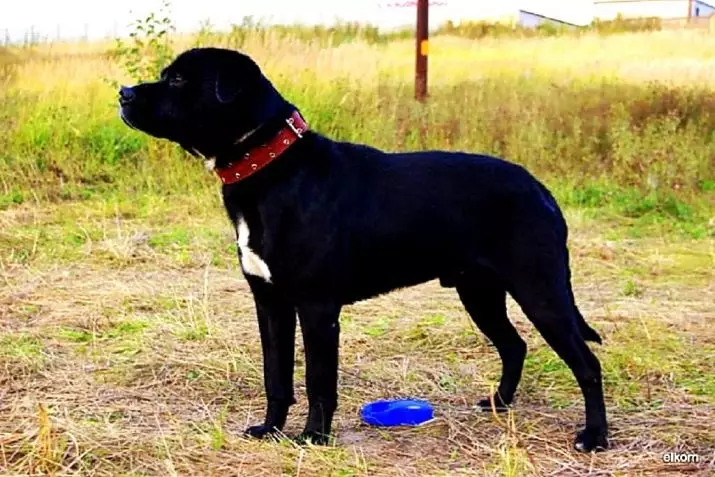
[415,0,428,101]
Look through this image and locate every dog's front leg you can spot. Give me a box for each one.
[295,301,342,445]
[244,280,297,440]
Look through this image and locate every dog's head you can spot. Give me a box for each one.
[118,48,286,158]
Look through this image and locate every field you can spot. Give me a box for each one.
[1,23,714,476]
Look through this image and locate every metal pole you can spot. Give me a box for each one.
[415,0,428,101]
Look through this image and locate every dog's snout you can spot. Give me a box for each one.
[119,86,136,105]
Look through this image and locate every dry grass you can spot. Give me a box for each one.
[9,29,715,90]
[1,197,713,475]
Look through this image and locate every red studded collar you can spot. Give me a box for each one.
[215,111,308,185]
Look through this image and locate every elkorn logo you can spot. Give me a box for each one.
[662,452,700,464]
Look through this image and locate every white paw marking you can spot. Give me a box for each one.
[237,218,272,283]
[203,158,216,171]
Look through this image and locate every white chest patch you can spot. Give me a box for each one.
[203,158,216,171]
[236,218,272,283]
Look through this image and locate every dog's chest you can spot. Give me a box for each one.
[236,217,272,283]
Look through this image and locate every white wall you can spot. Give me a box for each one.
[693,0,715,16]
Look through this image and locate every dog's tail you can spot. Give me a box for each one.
[574,304,603,344]
[536,180,603,345]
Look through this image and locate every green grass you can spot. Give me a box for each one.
[2,36,715,240]
[4,79,715,203]
[0,333,45,372]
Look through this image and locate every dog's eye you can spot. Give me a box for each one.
[169,74,186,88]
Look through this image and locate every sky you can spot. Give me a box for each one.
[1,0,595,43]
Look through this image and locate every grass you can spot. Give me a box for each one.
[1,227,713,474]
[0,23,714,475]
[2,32,715,218]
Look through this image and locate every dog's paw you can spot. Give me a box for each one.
[476,396,510,413]
[244,424,281,440]
[574,428,609,453]
[294,430,332,446]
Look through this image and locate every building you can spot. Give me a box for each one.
[593,0,715,20]
[693,0,715,16]
[512,1,594,29]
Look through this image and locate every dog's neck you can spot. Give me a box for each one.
[234,124,262,145]
[210,107,311,191]
[213,103,299,170]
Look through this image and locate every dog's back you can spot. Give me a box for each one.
[250,134,567,303]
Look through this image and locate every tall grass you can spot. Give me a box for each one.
[0,27,713,229]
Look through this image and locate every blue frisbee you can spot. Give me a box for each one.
[360,399,434,427]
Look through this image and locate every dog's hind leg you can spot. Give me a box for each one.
[456,269,527,412]
[507,257,608,453]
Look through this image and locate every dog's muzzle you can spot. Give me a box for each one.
[118,86,136,106]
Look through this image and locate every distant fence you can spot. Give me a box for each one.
[601,14,715,31]
[1,23,123,47]
[3,14,714,47]
[660,15,715,30]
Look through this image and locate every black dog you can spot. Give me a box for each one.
[118,47,608,452]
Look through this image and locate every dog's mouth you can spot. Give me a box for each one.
[119,107,138,131]
[119,106,168,140]
[119,106,208,161]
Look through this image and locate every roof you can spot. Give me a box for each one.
[518,9,583,26]
[519,0,594,26]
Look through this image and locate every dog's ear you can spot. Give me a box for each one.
[214,53,261,104]
[215,68,243,104]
